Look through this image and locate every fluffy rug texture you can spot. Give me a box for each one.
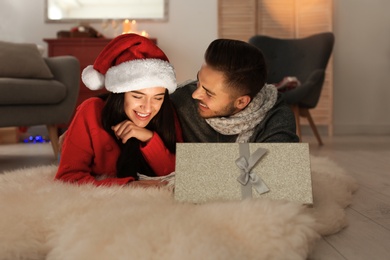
[0,156,358,260]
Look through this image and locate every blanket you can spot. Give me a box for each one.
[0,156,358,260]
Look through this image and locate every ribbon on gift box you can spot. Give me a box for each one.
[236,144,270,199]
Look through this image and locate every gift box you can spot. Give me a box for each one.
[174,143,312,205]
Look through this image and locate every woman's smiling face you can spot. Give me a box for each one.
[124,87,166,127]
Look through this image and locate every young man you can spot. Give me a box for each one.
[170,38,299,143]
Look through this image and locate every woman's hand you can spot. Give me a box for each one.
[112,120,153,143]
[129,179,168,188]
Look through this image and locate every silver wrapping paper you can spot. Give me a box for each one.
[174,143,312,205]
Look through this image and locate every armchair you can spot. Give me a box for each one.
[0,53,80,158]
[249,32,335,145]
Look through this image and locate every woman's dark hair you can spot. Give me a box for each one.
[100,90,176,180]
[204,39,267,99]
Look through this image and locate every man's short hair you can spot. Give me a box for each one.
[204,39,267,99]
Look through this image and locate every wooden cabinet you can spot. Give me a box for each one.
[44,38,112,107]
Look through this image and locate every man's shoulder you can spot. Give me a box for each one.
[271,93,291,111]
[177,79,197,89]
[250,94,299,142]
[176,80,197,92]
[171,79,197,102]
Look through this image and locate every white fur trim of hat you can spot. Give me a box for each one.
[106,59,176,93]
[81,33,177,94]
[82,59,176,94]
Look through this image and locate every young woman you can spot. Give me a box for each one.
[54,34,182,187]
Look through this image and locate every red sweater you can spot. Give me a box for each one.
[55,97,182,186]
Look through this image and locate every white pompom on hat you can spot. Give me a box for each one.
[81,33,176,94]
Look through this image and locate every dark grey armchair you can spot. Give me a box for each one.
[249,32,335,145]
[0,56,80,157]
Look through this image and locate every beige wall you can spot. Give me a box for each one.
[333,0,390,135]
[1,0,389,135]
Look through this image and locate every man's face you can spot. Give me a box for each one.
[192,63,240,119]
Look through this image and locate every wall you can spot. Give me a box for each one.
[333,0,390,135]
[1,0,389,135]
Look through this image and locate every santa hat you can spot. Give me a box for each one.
[81,33,176,94]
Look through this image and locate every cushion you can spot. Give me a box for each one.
[0,78,66,105]
[0,41,53,79]
[274,76,301,92]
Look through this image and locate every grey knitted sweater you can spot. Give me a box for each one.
[170,81,299,143]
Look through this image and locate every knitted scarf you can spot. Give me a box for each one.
[205,84,278,142]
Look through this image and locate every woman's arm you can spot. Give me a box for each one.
[140,114,183,176]
[55,139,133,186]
[54,98,134,186]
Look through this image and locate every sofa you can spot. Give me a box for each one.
[0,41,80,158]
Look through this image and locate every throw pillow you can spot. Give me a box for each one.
[0,41,53,79]
[274,76,301,93]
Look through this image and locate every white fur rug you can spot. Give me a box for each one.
[0,156,358,260]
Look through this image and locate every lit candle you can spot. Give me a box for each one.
[122,19,131,34]
[141,30,149,38]
[131,20,137,33]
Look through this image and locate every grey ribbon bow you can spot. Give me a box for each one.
[236,145,270,198]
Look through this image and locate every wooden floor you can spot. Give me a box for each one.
[0,135,389,259]
[306,135,390,260]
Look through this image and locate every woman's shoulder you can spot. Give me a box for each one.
[72,97,105,123]
[76,97,105,112]
[66,97,105,134]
